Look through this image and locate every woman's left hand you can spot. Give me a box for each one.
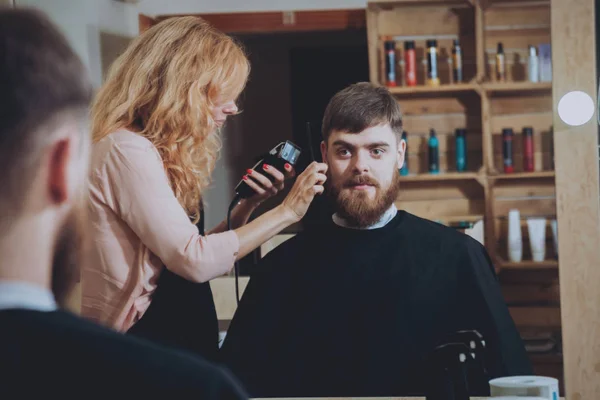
[242,163,296,207]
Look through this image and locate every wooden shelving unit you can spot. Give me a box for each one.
[368,0,561,387]
[498,259,559,270]
[388,83,478,95]
[397,171,480,182]
[483,81,552,92]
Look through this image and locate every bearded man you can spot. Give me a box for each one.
[220,82,532,398]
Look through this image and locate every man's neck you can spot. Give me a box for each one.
[332,204,398,230]
[0,216,53,290]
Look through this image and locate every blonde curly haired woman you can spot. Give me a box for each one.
[82,16,327,360]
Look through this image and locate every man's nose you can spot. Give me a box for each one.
[351,152,370,173]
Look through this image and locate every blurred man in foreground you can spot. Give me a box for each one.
[0,7,246,398]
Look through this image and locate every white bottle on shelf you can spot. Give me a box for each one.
[527,45,539,83]
[508,209,523,262]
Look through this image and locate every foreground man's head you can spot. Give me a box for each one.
[0,8,93,306]
[320,82,406,228]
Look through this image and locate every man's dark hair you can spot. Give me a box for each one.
[0,8,92,215]
[322,82,403,143]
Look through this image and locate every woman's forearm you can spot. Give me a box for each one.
[233,204,297,260]
[208,199,257,235]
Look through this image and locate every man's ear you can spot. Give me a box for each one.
[48,138,71,204]
[397,137,407,170]
[320,141,327,164]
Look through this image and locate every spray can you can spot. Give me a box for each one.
[426,40,440,86]
[384,40,396,87]
[496,42,506,82]
[452,39,463,83]
[502,128,514,173]
[400,131,409,175]
[523,127,534,172]
[527,45,539,83]
[404,41,417,87]
[428,129,439,174]
[455,128,467,172]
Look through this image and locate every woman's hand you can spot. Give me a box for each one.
[243,163,296,207]
[280,162,328,222]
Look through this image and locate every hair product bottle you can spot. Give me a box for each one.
[496,42,506,82]
[452,39,463,83]
[502,128,514,173]
[527,45,539,83]
[428,128,439,174]
[455,128,467,172]
[400,131,409,176]
[523,127,534,172]
[384,40,396,87]
[404,40,417,87]
[508,209,523,262]
[426,40,439,86]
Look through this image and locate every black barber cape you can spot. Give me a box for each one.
[220,210,532,398]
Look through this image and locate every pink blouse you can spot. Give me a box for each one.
[81,130,239,331]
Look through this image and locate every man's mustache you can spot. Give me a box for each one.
[343,175,380,188]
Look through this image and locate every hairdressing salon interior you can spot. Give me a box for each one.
[11,0,600,398]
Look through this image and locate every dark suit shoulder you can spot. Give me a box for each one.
[0,309,247,398]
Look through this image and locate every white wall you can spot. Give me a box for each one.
[15,0,138,87]
[138,0,366,16]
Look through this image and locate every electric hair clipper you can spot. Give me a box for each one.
[234,140,302,199]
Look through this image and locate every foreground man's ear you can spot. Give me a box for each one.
[48,138,72,204]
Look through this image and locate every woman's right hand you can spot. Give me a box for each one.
[280,161,328,222]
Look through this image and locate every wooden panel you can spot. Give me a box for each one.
[509,306,562,329]
[493,180,555,197]
[377,6,469,36]
[502,283,560,305]
[367,5,380,84]
[403,114,481,134]
[551,0,600,398]
[158,10,366,34]
[397,180,483,201]
[485,4,550,27]
[490,93,552,115]
[493,197,556,216]
[396,197,485,217]
[399,96,480,115]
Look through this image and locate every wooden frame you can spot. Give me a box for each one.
[551,0,600,398]
[155,10,366,35]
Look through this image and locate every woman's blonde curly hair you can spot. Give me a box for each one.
[91,16,250,223]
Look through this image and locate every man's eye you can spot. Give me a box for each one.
[338,149,350,156]
[372,148,385,156]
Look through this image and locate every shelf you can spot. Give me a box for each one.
[398,172,480,182]
[492,171,555,180]
[388,83,477,95]
[483,81,552,93]
[438,215,483,223]
[498,259,558,270]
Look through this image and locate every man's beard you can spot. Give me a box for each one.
[327,169,401,228]
[51,198,88,309]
